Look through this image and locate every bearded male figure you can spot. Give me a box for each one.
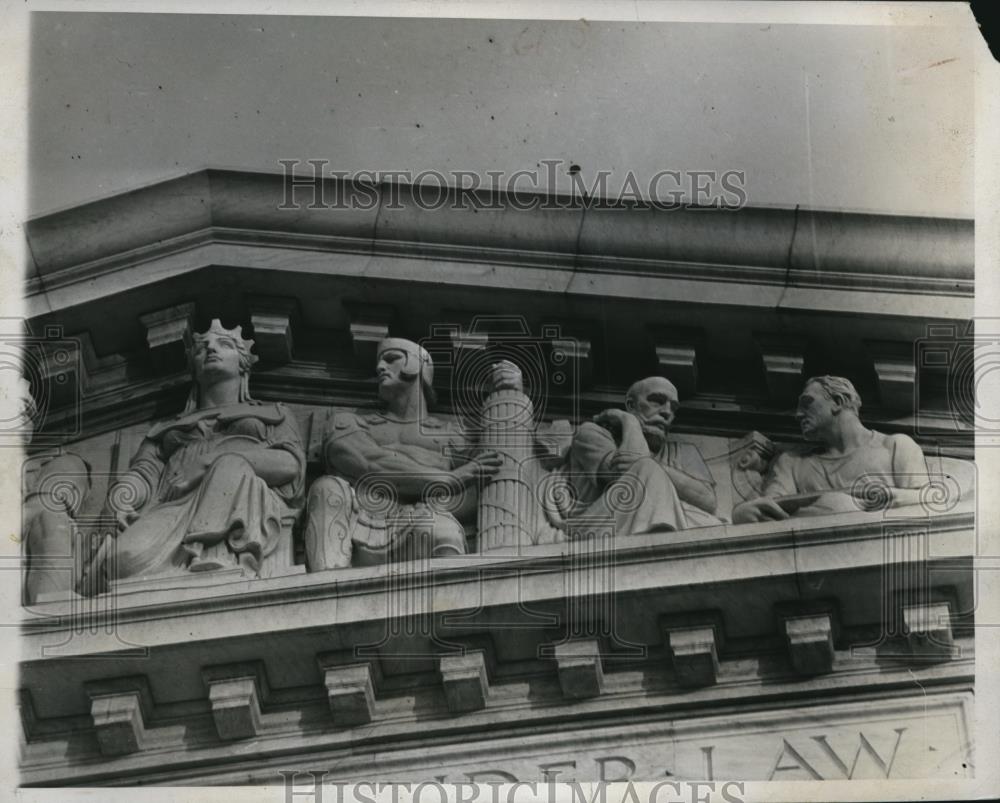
[545,376,721,536]
[304,338,507,569]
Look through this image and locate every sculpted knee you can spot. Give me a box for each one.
[304,476,355,571]
[207,452,253,475]
[619,457,670,492]
[306,475,353,510]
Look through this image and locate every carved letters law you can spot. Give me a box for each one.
[318,696,970,782]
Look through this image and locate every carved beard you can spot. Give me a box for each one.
[641,424,666,453]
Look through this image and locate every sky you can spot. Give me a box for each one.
[28,11,976,218]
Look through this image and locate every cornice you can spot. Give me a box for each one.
[25,169,974,315]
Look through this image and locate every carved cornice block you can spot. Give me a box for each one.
[138,302,196,371]
[551,639,604,699]
[316,655,380,727]
[654,343,697,395]
[754,333,806,403]
[439,650,491,713]
[665,621,722,688]
[865,340,916,412]
[249,296,298,364]
[649,326,704,398]
[783,613,835,675]
[902,601,955,661]
[202,662,269,740]
[84,676,153,756]
[345,302,395,366]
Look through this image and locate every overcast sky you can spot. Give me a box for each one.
[29,12,975,218]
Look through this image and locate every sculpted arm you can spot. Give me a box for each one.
[587,411,651,476]
[105,438,162,532]
[849,434,929,511]
[236,449,300,487]
[569,420,625,485]
[732,452,795,524]
[325,415,501,501]
[242,408,305,489]
[877,434,929,509]
[665,443,717,514]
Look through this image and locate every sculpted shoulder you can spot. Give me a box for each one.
[329,410,371,436]
[327,409,466,444]
[879,430,919,449]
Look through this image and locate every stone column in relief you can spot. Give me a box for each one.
[477,385,536,552]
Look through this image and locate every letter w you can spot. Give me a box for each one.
[812,728,906,778]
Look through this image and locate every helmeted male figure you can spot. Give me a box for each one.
[545,376,721,535]
[304,337,505,569]
[732,375,929,523]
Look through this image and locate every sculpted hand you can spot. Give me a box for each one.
[453,451,505,486]
[106,474,148,534]
[114,506,141,534]
[162,455,212,501]
[593,408,631,439]
[489,360,523,393]
[608,450,646,474]
[732,496,790,524]
[593,408,629,427]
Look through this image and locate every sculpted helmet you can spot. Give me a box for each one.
[377,337,434,388]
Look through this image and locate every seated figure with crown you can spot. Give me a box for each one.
[102,320,306,580]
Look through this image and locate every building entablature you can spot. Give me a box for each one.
[19,504,975,785]
[16,172,979,786]
[21,170,974,449]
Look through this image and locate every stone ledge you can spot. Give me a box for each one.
[18,663,974,786]
[19,503,976,633]
[17,510,975,724]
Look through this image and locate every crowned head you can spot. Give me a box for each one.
[185,319,258,411]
